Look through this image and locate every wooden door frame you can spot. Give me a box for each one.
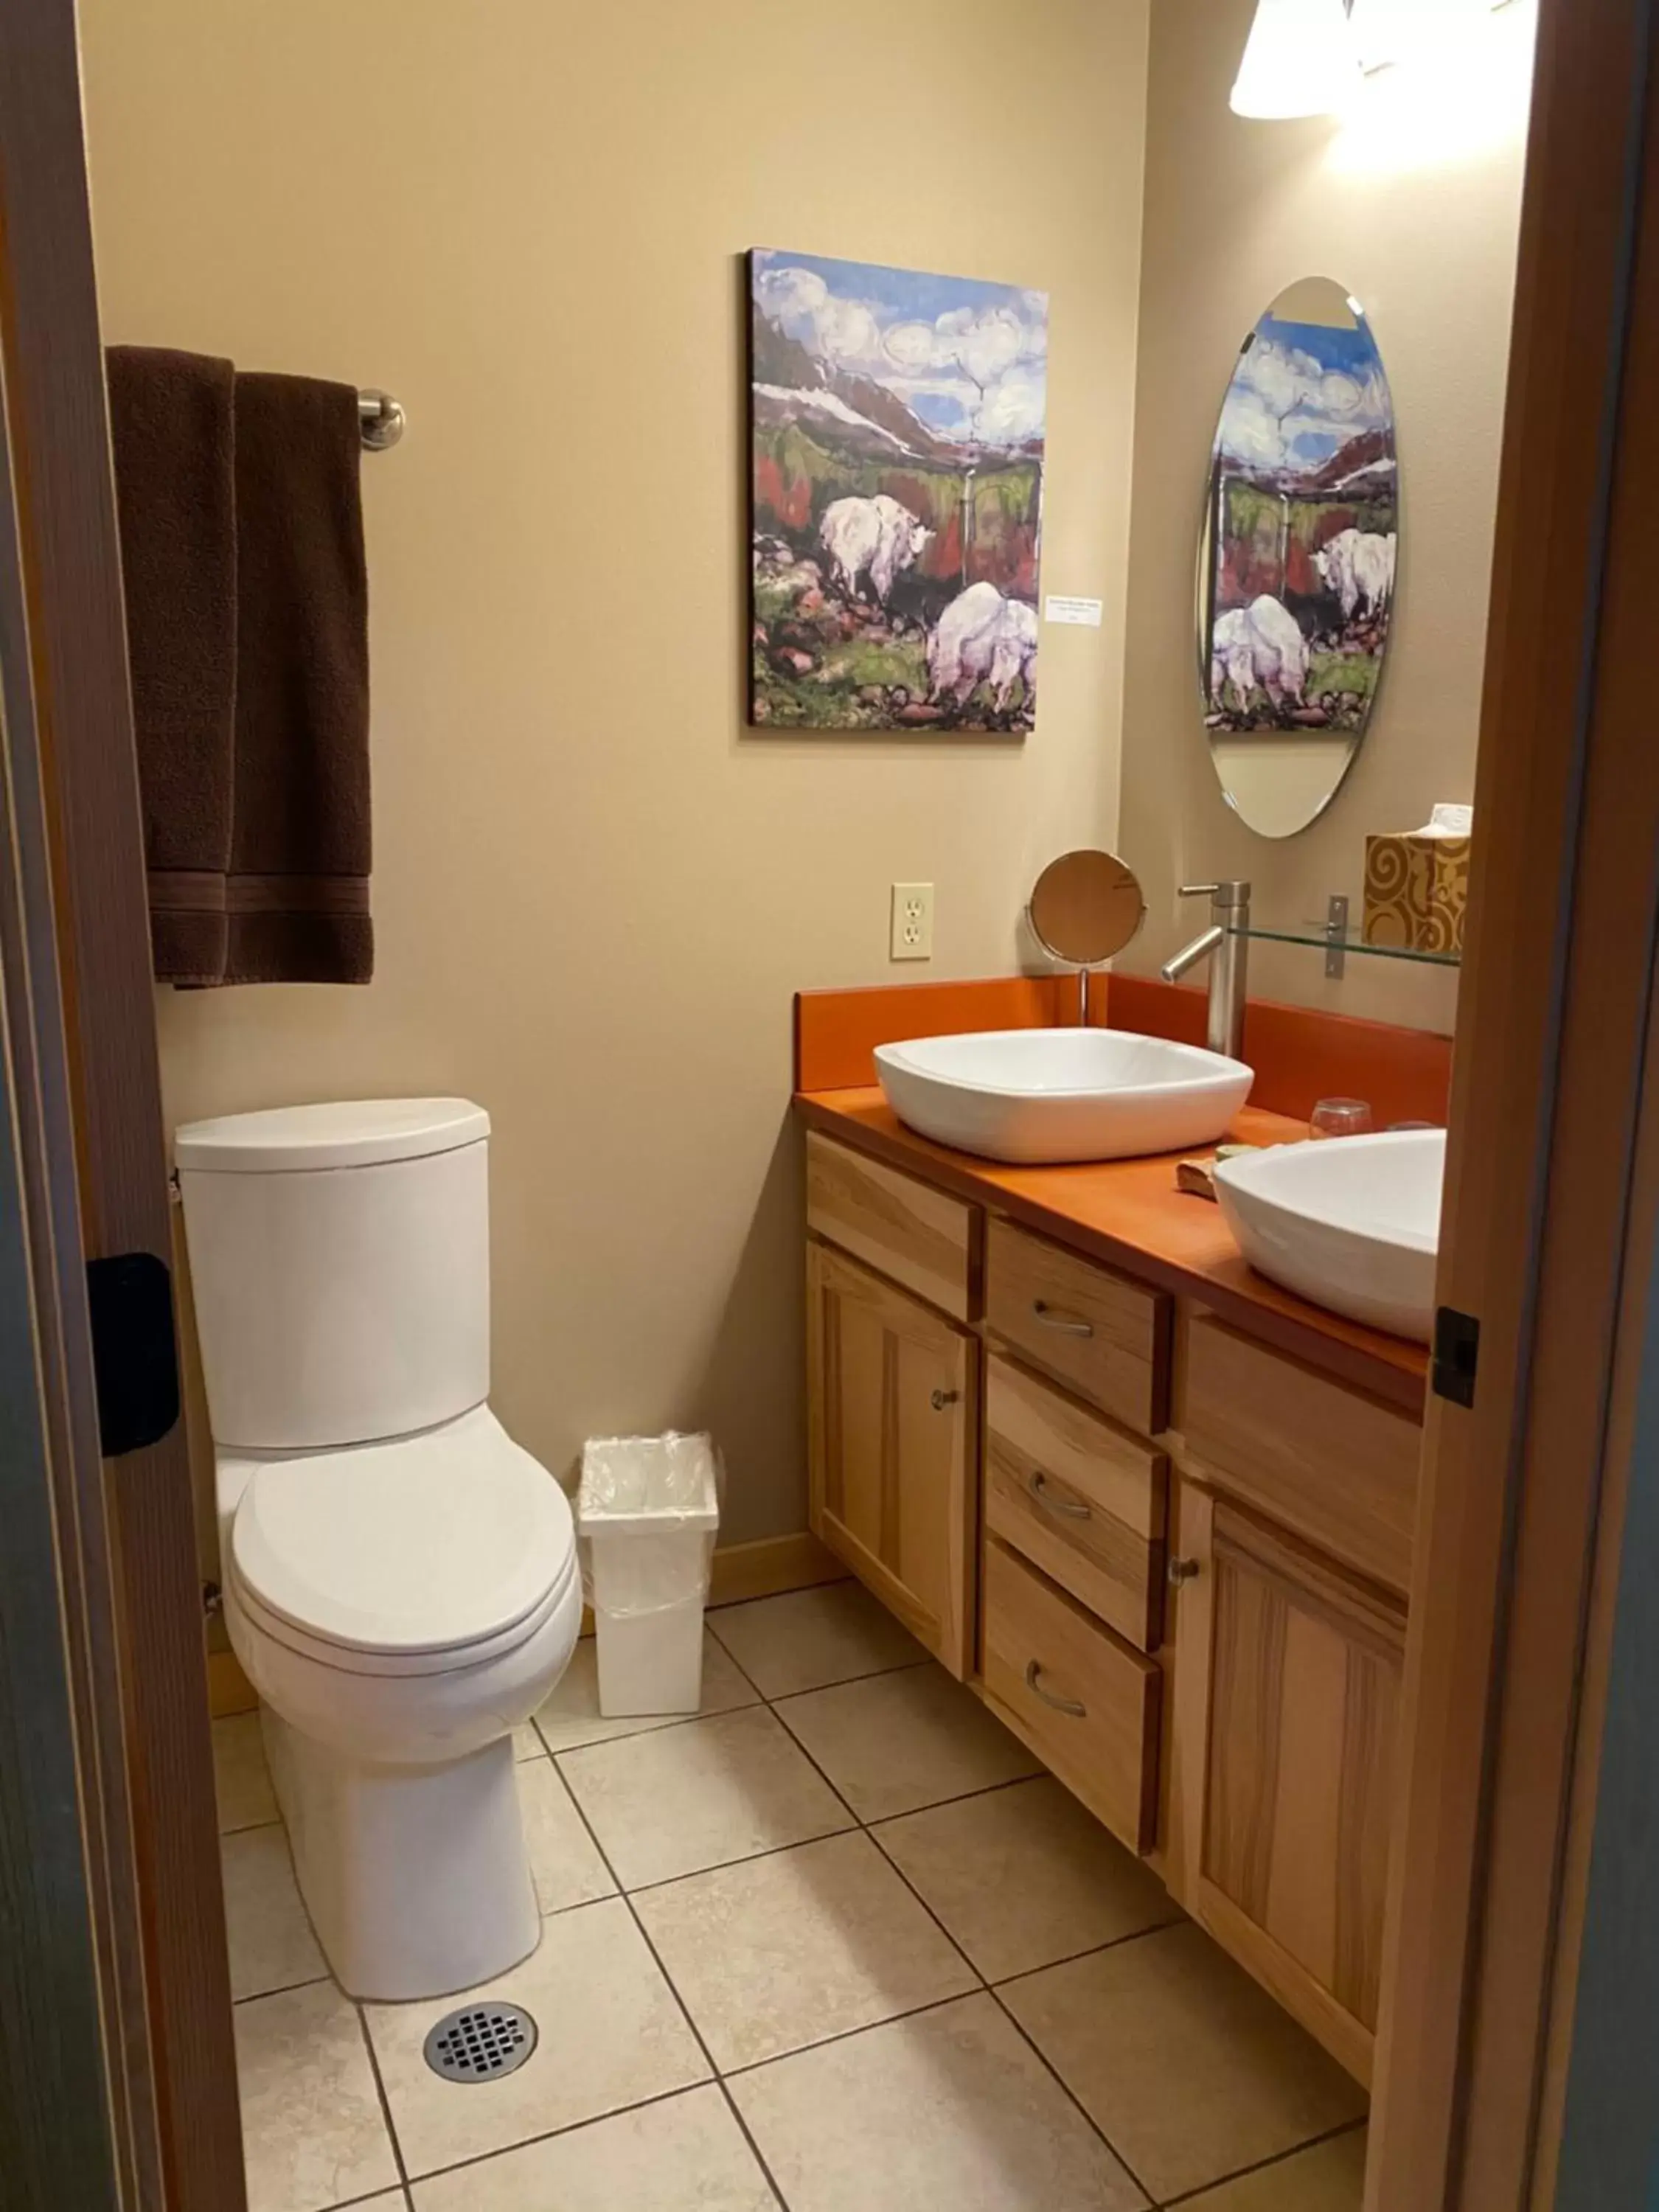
[1368,0,1659,2204]
[0,5,246,2205]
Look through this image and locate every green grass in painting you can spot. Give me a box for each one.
[818,637,927,690]
[1307,650,1379,700]
[754,573,807,624]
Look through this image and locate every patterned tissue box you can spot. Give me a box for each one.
[1363,832,1471,956]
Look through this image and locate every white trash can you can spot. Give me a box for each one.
[577,1431,721,1717]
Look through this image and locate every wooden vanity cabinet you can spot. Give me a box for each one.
[805,1239,975,1677]
[1171,1481,1406,2086]
[800,1125,1423,2086]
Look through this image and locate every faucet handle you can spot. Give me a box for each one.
[1178,883,1220,899]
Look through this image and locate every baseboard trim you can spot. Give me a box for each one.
[709,1529,844,1608]
[203,1529,843,1718]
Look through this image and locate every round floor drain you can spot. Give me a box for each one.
[422,2003,538,2083]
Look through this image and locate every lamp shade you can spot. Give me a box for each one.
[1231,0,1360,119]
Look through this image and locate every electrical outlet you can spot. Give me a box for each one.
[890,883,934,962]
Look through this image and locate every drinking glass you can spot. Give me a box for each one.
[1310,1097,1374,1140]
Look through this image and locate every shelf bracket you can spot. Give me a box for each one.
[1325,895,1349,980]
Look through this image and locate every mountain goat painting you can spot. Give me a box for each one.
[749,248,1046,734]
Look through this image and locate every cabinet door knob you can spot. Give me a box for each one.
[930,1388,961,1412]
[1024,1659,1088,1718]
[1168,1557,1201,1587]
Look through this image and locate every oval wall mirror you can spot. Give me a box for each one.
[1196,277,1399,840]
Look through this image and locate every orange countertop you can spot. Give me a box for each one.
[796,1087,1430,1416]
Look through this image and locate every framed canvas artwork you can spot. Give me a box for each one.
[748,248,1047,734]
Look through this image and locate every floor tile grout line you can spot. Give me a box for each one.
[392,2079,755,2194]
[327,2185,414,2211]
[533,1694,762,1761]
[765,1681,1044,1840]
[232,1966,335,2008]
[1155,2115,1371,2208]
[532,1650,932,1762]
[617,1817,862,1899]
[861,1813,1183,1989]
[983,1913,1192,1994]
[706,1652,936,1705]
[553,1760,793,2211]
[717,1986,995,2084]
[351,1992,415,2203]
[998,1919,1178,1985]
[981,1979,1162,2209]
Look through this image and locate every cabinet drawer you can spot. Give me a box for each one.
[1180,1316,1420,1595]
[985,1217,1166,1433]
[981,1537,1161,1854]
[985,1355,1167,1650]
[807,1133,974,1321]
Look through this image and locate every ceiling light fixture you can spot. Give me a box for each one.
[1349,0,1517,74]
[1230,0,1362,121]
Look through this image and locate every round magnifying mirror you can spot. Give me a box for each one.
[1197,276,1399,839]
[1029,850,1146,967]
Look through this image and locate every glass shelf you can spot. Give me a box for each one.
[1233,923,1461,970]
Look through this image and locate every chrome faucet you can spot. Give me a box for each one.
[1161,881,1251,1061]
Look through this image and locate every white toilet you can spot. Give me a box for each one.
[176,1098,582,2003]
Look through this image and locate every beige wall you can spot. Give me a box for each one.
[1117,0,1535,1032]
[80,0,1150,1545]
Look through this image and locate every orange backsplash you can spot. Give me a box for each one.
[794,975,1077,1093]
[798,972,1453,1130]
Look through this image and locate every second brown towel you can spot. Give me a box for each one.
[226,371,372,984]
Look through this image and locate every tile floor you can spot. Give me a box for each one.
[216,1580,1368,2212]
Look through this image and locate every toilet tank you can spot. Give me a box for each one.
[175,1099,492,1450]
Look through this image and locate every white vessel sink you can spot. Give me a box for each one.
[1214,1129,1445,1343]
[873,1028,1254,1166]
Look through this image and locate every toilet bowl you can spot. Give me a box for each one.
[178,1099,580,2001]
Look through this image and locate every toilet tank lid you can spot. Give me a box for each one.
[175,1099,490,1175]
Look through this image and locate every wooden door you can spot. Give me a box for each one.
[0,3,245,2202]
[1175,1483,1405,2087]
[807,1239,975,1677]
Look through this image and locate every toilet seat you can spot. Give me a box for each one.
[229,1405,576,1675]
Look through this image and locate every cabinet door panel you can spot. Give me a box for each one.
[1174,1484,1403,2085]
[807,1240,973,1677]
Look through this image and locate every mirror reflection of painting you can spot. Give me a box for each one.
[748,248,1046,734]
[1200,282,1397,740]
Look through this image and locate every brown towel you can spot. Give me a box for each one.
[225,371,372,984]
[106,346,237,984]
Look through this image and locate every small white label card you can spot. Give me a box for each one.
[1043,594,1104,627]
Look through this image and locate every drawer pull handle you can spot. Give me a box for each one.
[1168,1557,1201,1587]
[1032,1300,1094,1338]
[1029,1472,1091,1521]
[930,1388,961,1412]
[1024,1659,1088,1718]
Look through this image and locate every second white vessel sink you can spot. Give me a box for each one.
[1213,1129,1445,1343]
[874,1028,1254,1165]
